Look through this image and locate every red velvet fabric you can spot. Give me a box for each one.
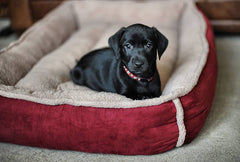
[182,11,217,144]
[0,98,178,155]
[0,11,217,155]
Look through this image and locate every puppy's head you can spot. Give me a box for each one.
[108,24,168,78]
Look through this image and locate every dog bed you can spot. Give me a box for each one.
[0,0,217,155]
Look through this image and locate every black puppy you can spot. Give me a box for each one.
[70,24,168,100]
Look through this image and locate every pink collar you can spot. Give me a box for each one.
[123,66,154,82]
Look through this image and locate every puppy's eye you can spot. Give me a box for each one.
[124,43,133,50]
[145,42,152,49]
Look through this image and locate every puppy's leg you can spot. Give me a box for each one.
[70,67,84,85]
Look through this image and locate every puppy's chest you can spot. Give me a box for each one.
[136,83,151,93]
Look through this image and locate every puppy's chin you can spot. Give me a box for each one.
[136,71,154,78]
[128,66,154,78]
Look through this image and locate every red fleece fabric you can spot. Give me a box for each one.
[182,11,217,144]
[0,11,217,155]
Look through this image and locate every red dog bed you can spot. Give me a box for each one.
[0,1,217,155]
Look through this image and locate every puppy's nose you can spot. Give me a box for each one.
[133,60,144,68]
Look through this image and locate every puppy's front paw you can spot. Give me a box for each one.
[141,96,149,100]
[135,95,152,100]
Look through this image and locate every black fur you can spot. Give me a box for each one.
[70,24,168,100]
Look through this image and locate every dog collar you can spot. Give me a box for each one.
[123,66,154,82]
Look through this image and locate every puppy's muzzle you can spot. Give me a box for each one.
[133,58,144,68]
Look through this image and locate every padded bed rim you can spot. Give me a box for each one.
[0,1,209,109]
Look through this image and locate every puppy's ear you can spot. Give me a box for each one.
[152,27,168,60]
[108,27,126,58]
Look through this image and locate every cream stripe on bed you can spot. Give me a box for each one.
[173,98,186,147]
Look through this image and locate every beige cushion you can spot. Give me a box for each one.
[0,0,208,108]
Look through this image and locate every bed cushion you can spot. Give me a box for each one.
[0,0,217,155]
